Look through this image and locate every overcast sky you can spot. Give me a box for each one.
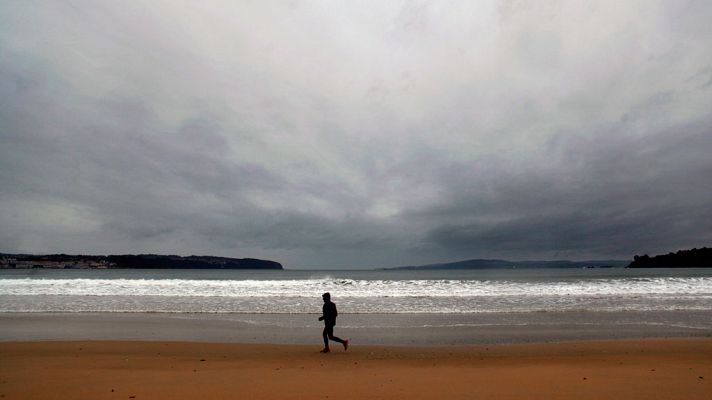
[1,1,711,268]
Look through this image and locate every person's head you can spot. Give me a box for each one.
[322,292,331,302]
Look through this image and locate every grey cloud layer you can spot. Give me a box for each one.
[1,1,711,267]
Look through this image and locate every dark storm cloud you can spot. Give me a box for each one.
[416,115,712,259]
[1,1,711,267]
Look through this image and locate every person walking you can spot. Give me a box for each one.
[318,292,349,353]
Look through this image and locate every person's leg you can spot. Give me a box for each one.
[327,327,349,350]
[328,333,345,344]
[321,326,330,352]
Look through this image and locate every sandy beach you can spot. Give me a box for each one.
[2,278,711,399]
[1,339,710,399]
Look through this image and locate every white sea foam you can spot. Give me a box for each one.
[0,277,710,298]
[0,276,711,313]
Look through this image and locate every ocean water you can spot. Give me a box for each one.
[1,268,711,315]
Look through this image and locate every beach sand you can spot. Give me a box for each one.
[1,339,710,399]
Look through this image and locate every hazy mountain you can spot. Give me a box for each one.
[389,258,628,270]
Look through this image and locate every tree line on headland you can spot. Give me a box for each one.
[627,247,712,268]
[0,253,283,270]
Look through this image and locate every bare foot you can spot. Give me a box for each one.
[320,348,330,353]
[343,340,349,351]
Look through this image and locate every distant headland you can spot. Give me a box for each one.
[0,253,283,270]
[627,247,712,268]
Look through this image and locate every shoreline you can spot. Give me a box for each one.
[2,339,710,399]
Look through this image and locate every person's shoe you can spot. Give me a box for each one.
[320,348,330,353]
[343,339,349,351]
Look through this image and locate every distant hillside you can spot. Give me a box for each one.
[0,253,283,270]
[627,247,712,268]
[390,258,628,270]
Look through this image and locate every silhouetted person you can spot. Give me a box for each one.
[318,292,348,353]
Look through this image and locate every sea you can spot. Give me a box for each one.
[1,267,711,315]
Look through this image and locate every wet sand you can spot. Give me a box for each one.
[1,339,711,399]
[2,311,711,345]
